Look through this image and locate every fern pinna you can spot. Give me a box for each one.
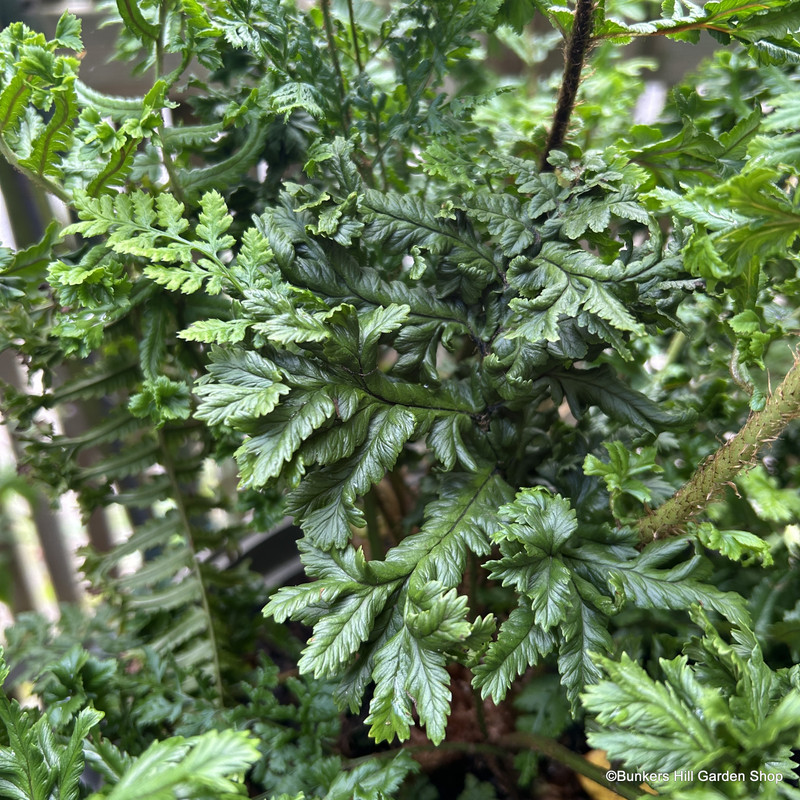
[3,0,800,798]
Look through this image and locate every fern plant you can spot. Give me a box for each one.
[2,1,800,799]
[0,646,260,800]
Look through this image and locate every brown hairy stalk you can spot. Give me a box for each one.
[540,0,596,171]
[638,355,800,542]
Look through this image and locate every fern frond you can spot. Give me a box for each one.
[74,80,146,121]
[63,190,242,293]
[457,192,539,258]
[266,468,510,741]
[507,242,644,347]
[0,73,33,136]
[18,78,76,180]
[95,730,259,800]
[178,121,270,199]
[115,0,159,43]
[472,604,556,702]
[286,405,416,547]
[161,122,227,149]
[362,190,499,288]
[0,652,103,800]
[87,137,139,197]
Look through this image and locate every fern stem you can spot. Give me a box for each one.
[499,733,642,800]
[663,330,686,370]
[320,0,350,133]
[540,0,596,171]
[347,0,364,72]
[155,0,187,206]
[638,355,800,542]
[364,488,383,559]
[157,428,225,703]
[344,737,642,800]
[472,684,489,741]
[155,0,169,80]
[372,112,388,190]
